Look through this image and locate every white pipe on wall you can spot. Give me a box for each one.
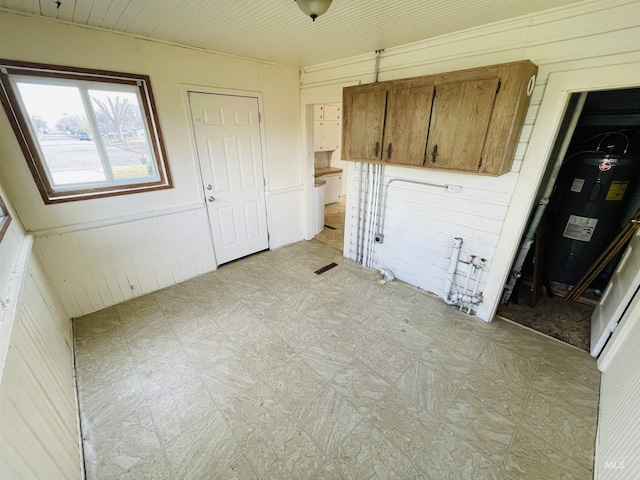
[444,237,463,304]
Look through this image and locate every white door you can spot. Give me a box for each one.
[591,229,640,357]
[189,93,269,265]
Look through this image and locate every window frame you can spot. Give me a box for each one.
[0,59,172,204]
[0,195,11,243]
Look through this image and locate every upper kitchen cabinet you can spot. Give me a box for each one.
[383,82,435,166]
[425,76,499,172]
[342,85,387,160]
[341,60,538,176]
[342,79,434,164]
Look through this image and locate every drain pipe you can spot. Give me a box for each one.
[467,258,486,314]
[444,238,463,305]
[374,49,384,83]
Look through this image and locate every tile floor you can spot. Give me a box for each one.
[314,197,346,251]
[74,240,601,480]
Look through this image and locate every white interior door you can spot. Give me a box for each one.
[189,92,269,265]
[591,229,640,358]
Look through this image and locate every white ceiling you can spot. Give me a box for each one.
[0,0,588,67]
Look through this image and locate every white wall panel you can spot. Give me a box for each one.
[596,290,640,478]
[266,187,305,250]
[0,247,81,480]
[35,206,217,318]
[302,0,640,320]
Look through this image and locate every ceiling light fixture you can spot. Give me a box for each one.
[295,0,332,21]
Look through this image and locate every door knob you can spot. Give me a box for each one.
[207,196,216,203]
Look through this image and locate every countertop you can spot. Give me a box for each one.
[314,167,343,177]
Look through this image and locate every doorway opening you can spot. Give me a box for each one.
[310,103,347,252]
[499,87,640,352]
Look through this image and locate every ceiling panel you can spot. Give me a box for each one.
[0,0,587,66]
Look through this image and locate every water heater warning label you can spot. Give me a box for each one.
[606,181,629,201]
[563,215,598,242]
[570,178,585,193]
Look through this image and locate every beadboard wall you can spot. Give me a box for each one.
[300,0,640,321]
[34,206,217,318]
[0,182,82,479]
[596,290,640,478]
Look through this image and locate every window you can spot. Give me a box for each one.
[0,60,172,203]
[0,194,11,242]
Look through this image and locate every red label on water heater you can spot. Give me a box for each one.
[599,161,612,172]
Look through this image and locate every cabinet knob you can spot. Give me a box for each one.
[374,142,380,157]
[431,144,438,163]
[386,143,393,160]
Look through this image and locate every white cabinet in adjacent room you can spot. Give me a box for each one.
[314,103,341,152]
[323,173,342,205]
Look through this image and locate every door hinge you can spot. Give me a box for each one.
[496,80,501,95]
[258,112,262,123]
[432,87,437,100]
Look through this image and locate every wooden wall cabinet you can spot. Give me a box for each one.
[341,60,538,176]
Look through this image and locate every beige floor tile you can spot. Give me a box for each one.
[459,364,529,423]
[477,341,539,388]
[294,384,363,454]
[539,340,601,391]
[353,334,413,383]
[264,354,327,411]
[164,411,243,480]
[311,459,345,480]
[419,339,476,376]
[245,415,326,480]
[384,322,435,357]
[366,389,438,461]
[216,455,259,480]
[490,320,549,357]
[82,380,161,480]
[330,359,392,414]
[413,424,500,480]
[118,450,172,480]
[443,389,517,464]
[331,419,413,479]
[138,353,218,445]
[396,360,464,418]
[504,426,593,479]
[221,382,289,445]
[519,390,598,467]
[299,337,353,381]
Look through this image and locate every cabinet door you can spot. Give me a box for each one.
[425,77,499,172]
[323,121,340,150]
[314,120,324,150]
[383,85,434,165]
[343,89,387,161]
[323,104,340,121]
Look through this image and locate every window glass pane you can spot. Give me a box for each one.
[89,89,157,180]
[16,82,106,186]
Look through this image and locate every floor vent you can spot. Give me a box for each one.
[314,263,338,275]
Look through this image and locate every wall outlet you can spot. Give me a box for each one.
[374,233,384,244]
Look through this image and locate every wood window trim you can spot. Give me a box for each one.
[0,195,11,243]
[0,59,172,204]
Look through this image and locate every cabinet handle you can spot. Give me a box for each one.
[374,142,380,157]
[387,143,393,160]
[431,144,438,163]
